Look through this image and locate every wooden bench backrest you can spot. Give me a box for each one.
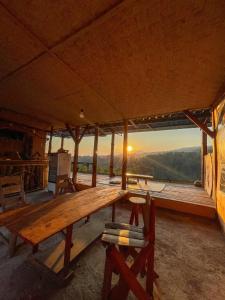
[55,175,75,196]
[0,175,24,196]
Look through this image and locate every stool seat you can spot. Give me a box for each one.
[129,197,146,226]
[129,197,146,204]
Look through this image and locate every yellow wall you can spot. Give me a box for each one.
[214,98,225,229]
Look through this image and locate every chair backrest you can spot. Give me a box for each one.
[0,175,24,197]
[142,192,155,243]
[55,175,75,196]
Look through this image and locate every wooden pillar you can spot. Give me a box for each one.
[109,130,115,177]
[212,110,218,207]
[61,136,64,149]
[48,126,53,154]
[92,127,99,187]
[201,130,207,186]
[122,120,128,190]
[73,126,80,184]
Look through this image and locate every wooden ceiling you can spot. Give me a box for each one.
[0,0,225,130]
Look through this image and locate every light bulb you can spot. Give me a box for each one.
[79,109,84,119]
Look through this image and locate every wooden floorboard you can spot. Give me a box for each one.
[76,173,216,219]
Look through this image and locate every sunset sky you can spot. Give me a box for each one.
[48,128,211,156]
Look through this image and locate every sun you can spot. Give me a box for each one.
[127,145,133,152]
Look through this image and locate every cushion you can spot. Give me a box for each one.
[102,222,146,248]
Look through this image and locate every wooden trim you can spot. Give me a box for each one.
[109,130,115,177]
[201,131,207,185]
[183,110,215,138]
[122,120,128,190]
[92,127,99,187]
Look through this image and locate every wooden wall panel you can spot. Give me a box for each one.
[214,98,225,231]
[204,153,213,197]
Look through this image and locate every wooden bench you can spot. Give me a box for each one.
[126,173,153,185]
[0,186,127,277]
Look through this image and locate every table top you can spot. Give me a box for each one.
[0,186,127,246]
[126,173,153,179]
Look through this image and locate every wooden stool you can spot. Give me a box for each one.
[129,196,146,226]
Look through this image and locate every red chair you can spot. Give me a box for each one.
[101,192,157,300]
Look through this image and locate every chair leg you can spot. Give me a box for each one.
[146,246,155,297]
[102,247,113,300]
[110,246,150,300]
[134,204,139,226]
[129,206,135,225]
[9,233,17,257]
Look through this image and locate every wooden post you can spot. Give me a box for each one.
[212,110,218,207]
[92,127,99,187]
[122,120,128,190]
[201,130,207,186]
[61,136,64,149]
[109,130,115,177]
[73,126,80,184]
[48,126,53,154]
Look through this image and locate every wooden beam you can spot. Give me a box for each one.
[92,127,99,187]
[201,131,207,186]
[183,110,215,138]
[65,124,76,143]
[78,125,89,144]
[73,126,80,184]
[48,126,53,154]
[129,120,138,128]
[109,130,115,177]
[122,120,128,190]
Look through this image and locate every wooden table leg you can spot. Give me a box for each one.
[112,203,116,222]
[32,244,39,254]
[64,225,73,267]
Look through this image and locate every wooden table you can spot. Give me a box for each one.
[126,173,153,185]
[0,186,127,274]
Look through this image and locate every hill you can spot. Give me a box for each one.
[77,146,204,183]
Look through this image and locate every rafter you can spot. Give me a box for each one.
[183,110,215,139]
[78,125,89,144]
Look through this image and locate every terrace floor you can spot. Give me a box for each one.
[0,190,224,300]
[77,173,216,219]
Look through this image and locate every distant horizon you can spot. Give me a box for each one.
[47,128,212,156]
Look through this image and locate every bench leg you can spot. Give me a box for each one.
[9,233,17,257]
[64,225,73,268]
[32,244,39,254]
